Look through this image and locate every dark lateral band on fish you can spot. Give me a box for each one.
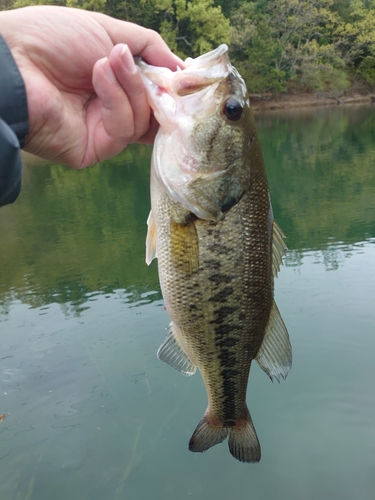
[138,44,292,463]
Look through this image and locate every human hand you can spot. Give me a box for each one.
[0,6,183,168]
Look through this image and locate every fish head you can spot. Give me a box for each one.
[137,45,259,221]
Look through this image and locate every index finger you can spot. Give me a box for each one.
[92,13,185,70]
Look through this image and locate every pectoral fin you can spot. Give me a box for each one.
[255,301,292,382]
[146,210,157,265]
[157,322,197,376]
[170,217,199,275]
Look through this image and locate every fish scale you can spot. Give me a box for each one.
[137,44,292,463]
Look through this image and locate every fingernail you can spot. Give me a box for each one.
[120,44,137,74]
[102,57,117,82]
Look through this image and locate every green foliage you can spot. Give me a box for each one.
[229,0,375,93]
[358,55,375,84]
[230,2,286,92]
[141,0,230,58]
[12,0,105,10]
[12,0,65,7]
[0,0,18,9]
[5,0,375,92]
[294,40,350,92]
[67,0,107,11]
[230,0,346,93]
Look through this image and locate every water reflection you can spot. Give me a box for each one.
[258,104,375,252]
[0,106,374,315]
[1,105,375,499]
[0,146,162,316]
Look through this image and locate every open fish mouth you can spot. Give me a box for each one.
[185,44,229,68]
[135,44,231,99]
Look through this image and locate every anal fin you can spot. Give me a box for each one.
[157,322,196,376]
[255,301,292,382]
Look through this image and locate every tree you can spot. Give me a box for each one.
[334,0,375,85]
[140,0,230,58]
[66,0,107,11]
[230,0,350,93]
[5,0,375,92]
[12,0,65,7]
[230,2,286,93]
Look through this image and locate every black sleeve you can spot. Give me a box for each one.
[0,33,29,207]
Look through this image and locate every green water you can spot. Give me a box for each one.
[1,105,375,499]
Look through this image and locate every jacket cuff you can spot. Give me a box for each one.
[0,118,22,206]
[0,33,29,147]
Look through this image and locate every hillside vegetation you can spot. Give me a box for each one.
[3,0,375,94]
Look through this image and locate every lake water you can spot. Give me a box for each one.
[1,104,375,500]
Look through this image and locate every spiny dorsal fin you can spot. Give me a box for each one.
[157,322,197,376]
[146,210,157,265]
[272,221,287,278]
[255,301,292,382]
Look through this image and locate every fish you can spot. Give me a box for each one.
[136,44,292,463]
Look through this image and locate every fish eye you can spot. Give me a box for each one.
[222,98,243,122]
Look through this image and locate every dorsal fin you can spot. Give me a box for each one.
[255,301,292,382]
[272,221,287,278]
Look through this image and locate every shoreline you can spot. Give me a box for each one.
[250,92,375,112]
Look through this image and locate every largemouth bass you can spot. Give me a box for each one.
[137,45,292,463]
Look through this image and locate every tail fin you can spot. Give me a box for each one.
[228,423,260,463]
[188,415,228,453]
[188,408,261,463]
